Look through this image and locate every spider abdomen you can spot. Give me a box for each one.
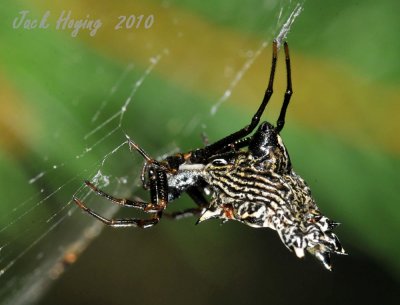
[200,154,345,269]
[204,155,292,209]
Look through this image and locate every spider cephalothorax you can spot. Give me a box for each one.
[74,41,345,270]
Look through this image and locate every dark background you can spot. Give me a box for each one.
[43,222,398,305]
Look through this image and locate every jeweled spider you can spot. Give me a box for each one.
[74,41,345,270]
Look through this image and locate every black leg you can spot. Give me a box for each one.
[163,186,208,220]
[186,186,209,207]
[79,164,169,220]
[276,42,293,133]
[127,138,161,189]
[193,40,278,161]
[217,137,252,154]
[74,135,170,226]
[84,167,168,213]
[127,137,159,165]
[73,197,160,228]
[84,180,149,210]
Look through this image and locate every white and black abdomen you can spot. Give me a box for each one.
[203,155,307,226]
[201,153,345,270]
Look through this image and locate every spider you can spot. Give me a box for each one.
[74,41,345,270]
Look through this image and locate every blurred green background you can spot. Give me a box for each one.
[0,0,399,304]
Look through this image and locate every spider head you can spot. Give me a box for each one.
[248,122,291,173]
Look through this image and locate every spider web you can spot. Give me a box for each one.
[0,1,304,304]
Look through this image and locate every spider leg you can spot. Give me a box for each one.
[193,40,278,161]
[84,180,149,210]
[73,197,160,228]
[140,162,150,190]
[217,137,252,155]
[231,136,251,150]
[126,137,163,189]
[75,166,168,226]
[85,166,168,213]
[276,42,293,133]
[187,186,209,207]
[164,186,208,220]
[127,137,182,189]
[127,137,159,165]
